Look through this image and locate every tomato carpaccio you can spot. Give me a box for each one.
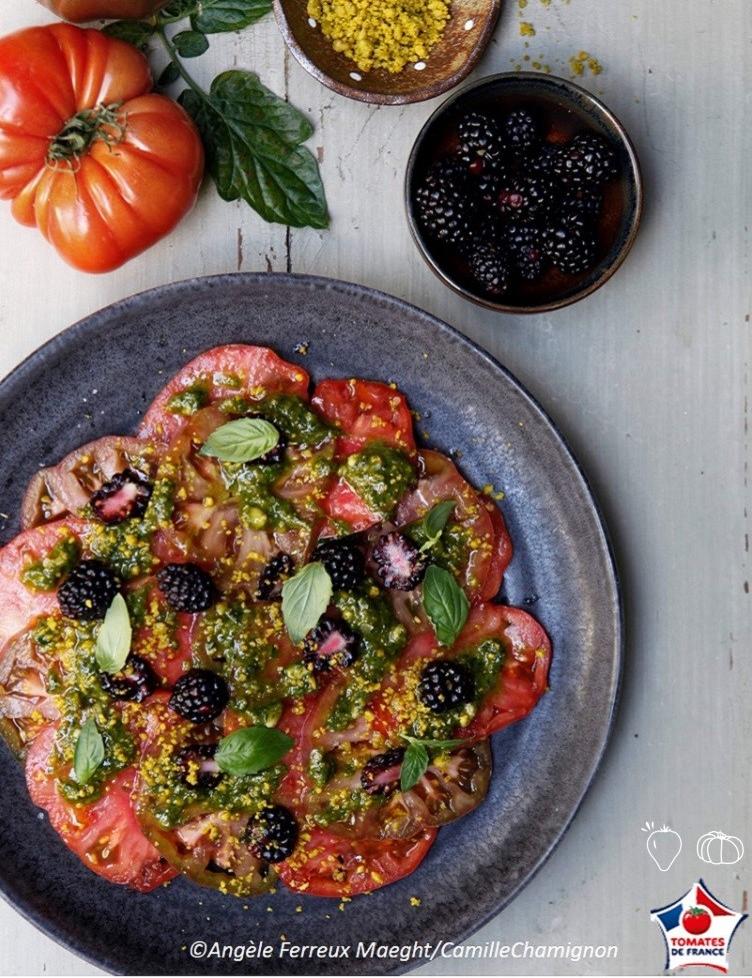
[40,0,167,22]
[0,344,550,898]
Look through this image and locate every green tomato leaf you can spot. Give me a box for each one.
[400,741,429,791]
[422,565,469,646]
[74,718,105,786]
[281,562,332,644]
[102,20,155,50]
[192,0,273,33]
[159,0,201,21]
[95,593,132,674]
[158,61,181,86]
[199,417,279,462]
[179,70,329,228]
[417,499,455,553]
[173,30,209,57]
[215,726,293,776]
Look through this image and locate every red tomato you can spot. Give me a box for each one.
[277,825,436,897]
[460,605,551,738]
[682,907,712,935]
[321,479,378,531]
[139,345,311,446]
[312,379,416,458]
[395,450,512,602]
[40,1,168,21]
[26,726,175,891]
[0,25,203,273]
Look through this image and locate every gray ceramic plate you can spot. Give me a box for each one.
[0,273,621,975]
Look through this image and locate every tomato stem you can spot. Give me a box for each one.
[47,103,125,167]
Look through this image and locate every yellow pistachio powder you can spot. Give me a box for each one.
[307,0,452,74]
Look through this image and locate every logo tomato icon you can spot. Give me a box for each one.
[683,906,712,935]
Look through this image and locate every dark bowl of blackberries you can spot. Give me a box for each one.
[405,72,643,313]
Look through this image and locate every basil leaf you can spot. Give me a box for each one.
[403,735,469,751]
[215,726,293,776]
[422,565,469,646]
[281,562,332,643]
[418,500,455,553]
[192,0,272,33]
[74,718,105,785]
[103,20,155,50]
[95,593,132,674]
[179,70,329,228]
[173,30,209,57]
[199,417,279,462]
[400,742,429,791]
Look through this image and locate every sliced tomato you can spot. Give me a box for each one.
[129,581,196,686]
[459,605,551,738]
[312,378,416,458]
[278,825,436,897]
[395,450,512,602]
[139,345,311,446]
[321,479,379,532]
[21,436,158,529]
[26,725,175,891]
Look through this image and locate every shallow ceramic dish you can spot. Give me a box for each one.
[0,273,621,974]
[273,0,501,104]
[405,72,644,312]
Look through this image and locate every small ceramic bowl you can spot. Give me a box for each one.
[405,72,644,313]
[273,0,501,105]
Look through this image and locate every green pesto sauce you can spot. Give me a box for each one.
[326,588,407,731]
[408,518,472,581]
[341,443,415,519]
[35,617,135,804]
[197,601,313,724]
[221,461,303,532]
[308,748,335,788]
[84,477,175,579]
[21,536,80,592]
[219,393,332,448]
[167,383,209,416]
[311,786,374,827]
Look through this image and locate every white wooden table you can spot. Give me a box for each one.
[1,1,750,974]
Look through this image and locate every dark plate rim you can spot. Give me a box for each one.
[0,272,623,976]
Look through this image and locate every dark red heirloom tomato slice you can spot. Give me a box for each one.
[312,378,416,458]
[278,825,436,897]
[395,450,512,602]
[139,345,311,446]
[26,726,175,891]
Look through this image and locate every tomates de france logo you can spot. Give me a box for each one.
[651,880,747,973]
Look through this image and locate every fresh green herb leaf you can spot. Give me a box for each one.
[215,726,293,776]
[403,734,469,751]
[95,593,132,674]
[179,69,329,228]
[158,61,181,86]
[418,500,455,553]
[192,0,272,33]
[199,417,279,462]
[173,30,209,57]
[158,0,200,20]
[400,741,429,791]
[422,565,469,646]
[102,20,155,49]
[74,718,105,785]
[281,562,332,644]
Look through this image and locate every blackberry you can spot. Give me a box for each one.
[457,111,505,172]
[174,742,223,791]
[418,660,475,714]
[372,532,427,591]
[99,654,158,702]
[497,181,530,220]
[558,189,601,229]
[360,747,406,797]
[504,109,539,152]
[313,536,365,590]
[90,468,152,525]
[256,552,294,601]
[245,804,298,863]
[522,175,560,221]
[469,243,510,296]
[553,132,617,186]
[169,669,230,723]
[415,159,475,246]
[58,560,120,621]
[505,223,546,281]
[303,617,360,674]
[157,563,217,613]
[525,141,558,178]
[469,167,501,207]
[542,225,597,274]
